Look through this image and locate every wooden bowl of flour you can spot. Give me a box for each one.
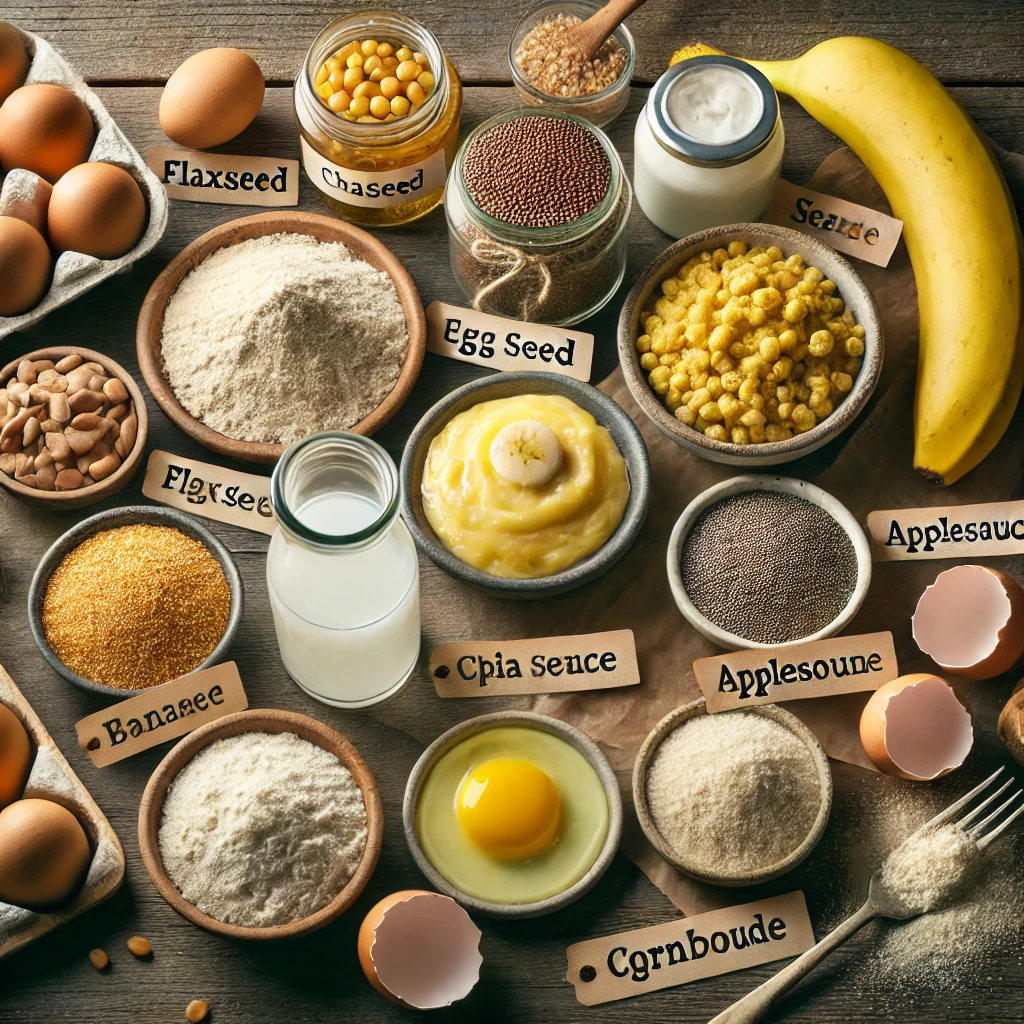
[136,211,426,464]
[138,709,384,940]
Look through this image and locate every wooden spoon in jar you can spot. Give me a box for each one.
[563,0,649,61]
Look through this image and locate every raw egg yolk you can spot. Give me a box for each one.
[457,758,561,860]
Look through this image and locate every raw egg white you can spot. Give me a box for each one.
[415,726,608,904]
[0,83,94,182]
[913,564,1024,680]
[48,162,147,258]
[0,702,31,808]
[0,216,51,316]
[860,673,973,780]
[358,891,482,1010]
[0,21,29,105]
[159,48,265,150]
[0,798,91,910]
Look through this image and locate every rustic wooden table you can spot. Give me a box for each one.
[1,3,1023,1022]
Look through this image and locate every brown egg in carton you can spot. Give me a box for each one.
[0,24,168,340]
[0,663,124,959]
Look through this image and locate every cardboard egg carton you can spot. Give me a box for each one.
[0,663,124,960]
[0,24,168,341]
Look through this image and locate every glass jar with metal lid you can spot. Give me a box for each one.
[633,56,784,239]
[294,11,463,227]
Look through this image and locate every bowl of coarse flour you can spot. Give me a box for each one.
[136,211,426,464]
[138,708,383,940]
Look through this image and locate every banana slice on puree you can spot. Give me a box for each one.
[489,420,562,487]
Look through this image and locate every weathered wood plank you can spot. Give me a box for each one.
[1,0,1023,86]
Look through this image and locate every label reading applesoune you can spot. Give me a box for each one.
[300,138,447,208]
[566,892,815,1005]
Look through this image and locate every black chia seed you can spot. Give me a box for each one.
[463,115,610,228]
[680,490,859,644]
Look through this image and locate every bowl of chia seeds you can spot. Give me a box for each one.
[666,475,872,650]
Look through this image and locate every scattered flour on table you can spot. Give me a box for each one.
[158,731,368,928]
[160,232,408,445]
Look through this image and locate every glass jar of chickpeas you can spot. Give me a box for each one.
[294,12,463,226]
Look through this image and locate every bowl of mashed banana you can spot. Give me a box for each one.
[400,372,650,598]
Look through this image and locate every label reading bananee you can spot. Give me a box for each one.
[764,179,903,267]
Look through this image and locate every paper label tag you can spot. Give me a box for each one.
[763,178,903,267]
[694,631,898,712]
[75,663,248,767]
[866,500,1024,561]
[566,892,814,1006]
[425,301,594,381]
[299,137,446,208]
[430,630,639,697]
[142,450,275,535]
[145,146,299,206]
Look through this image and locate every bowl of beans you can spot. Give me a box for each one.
[666,474,872,650]
[617,223,883,466]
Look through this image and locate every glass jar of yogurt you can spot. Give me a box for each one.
[267,432,420,708]
[633,56,784,239]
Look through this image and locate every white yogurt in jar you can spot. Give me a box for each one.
[634,57,784,239]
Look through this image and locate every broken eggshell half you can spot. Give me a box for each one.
[912,565,1024,680]
[357,890,482,1010]
[859,673,973,780]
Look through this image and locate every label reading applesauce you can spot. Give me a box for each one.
[300,138,447,208]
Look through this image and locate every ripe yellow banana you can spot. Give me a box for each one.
[672,38,1023,486]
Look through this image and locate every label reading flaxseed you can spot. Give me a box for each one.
[299,138,447,208]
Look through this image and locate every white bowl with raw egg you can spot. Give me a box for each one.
[403,711,622,918]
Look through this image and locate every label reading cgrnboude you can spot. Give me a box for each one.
[145,146,299,207]
[425,301,595,380]
[300,138,447,208]
[694,631,898,712]
[430,630,639,697]
[566,892,815,1006]
[142,450,275,535]
[75,663,249,767]
[867,499,1024,561]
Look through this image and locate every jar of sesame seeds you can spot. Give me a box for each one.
[444,108,631,326]
[294,12,463,227]
[509,0,636,127]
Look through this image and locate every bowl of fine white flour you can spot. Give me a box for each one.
[138,708,384,939]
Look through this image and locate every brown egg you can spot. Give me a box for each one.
[48,162,147,259]
[159,48,265,150]
[358,891,482,1009]
[859,673,973,781]
[0,83,94,182]
[0,216,51,316]
[0,702,31,808]
[0,21,29,105]
[0,798,91,910]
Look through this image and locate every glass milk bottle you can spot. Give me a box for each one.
[267,432,420,707]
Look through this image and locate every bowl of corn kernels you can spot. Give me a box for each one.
[617,224,883,466]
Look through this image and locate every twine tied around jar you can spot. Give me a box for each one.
[468,237,552,321]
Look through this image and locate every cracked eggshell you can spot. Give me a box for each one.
[357,890,482,1010]
[859,672,973,781]
[912,565,1024,680]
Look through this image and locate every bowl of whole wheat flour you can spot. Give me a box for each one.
[136,211,426,464]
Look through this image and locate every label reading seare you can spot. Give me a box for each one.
[145,146,299,207]
[430,630,639,697]
[867,499,1024,560]
[142,450,275,536]
[300,138,447,208]
[694,631,898,712]
[425,301,594,381]
[566,892,814,1005]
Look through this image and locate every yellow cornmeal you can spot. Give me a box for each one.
[420,394,629,579]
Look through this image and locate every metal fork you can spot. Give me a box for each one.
[707,768,1024,1024]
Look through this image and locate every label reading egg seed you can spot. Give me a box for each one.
[425,301,595,380]
[145,146,299,206]
[299,138,447,208]
[566,892,815,1005]
[867,499,1024,560]
[430,630,639,697]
